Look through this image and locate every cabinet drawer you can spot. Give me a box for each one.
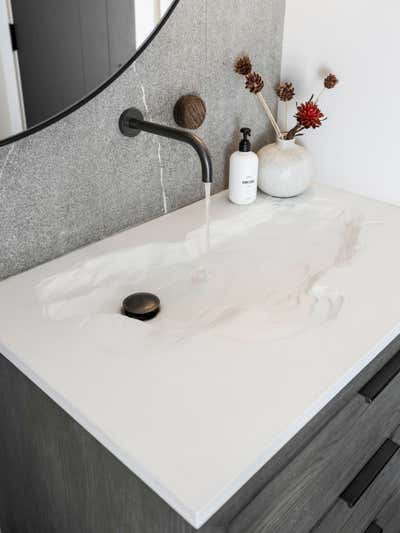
[229,353,400,533]
[312,430,400,533]
[369,481,400,533]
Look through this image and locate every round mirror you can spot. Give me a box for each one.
[0,0,178,146]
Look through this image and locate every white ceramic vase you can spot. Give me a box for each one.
[257,138,313,198]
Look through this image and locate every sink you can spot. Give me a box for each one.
[0,184,398,528]
[36,188,357,343]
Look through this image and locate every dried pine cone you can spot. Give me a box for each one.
[245,72,264,94]
[276,82,295,102]
[234,56,252,76]
[324,73,338,89]
[295,101,324,129]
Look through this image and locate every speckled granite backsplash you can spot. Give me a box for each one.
[0,0,284,280]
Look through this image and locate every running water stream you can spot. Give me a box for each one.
[204,182,211,254]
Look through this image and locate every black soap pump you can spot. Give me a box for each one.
[229,128,259,205]
[239,127,252,151]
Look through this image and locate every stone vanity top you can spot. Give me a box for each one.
[1,184,400,528]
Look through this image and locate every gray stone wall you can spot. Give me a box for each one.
[0,0,285,280]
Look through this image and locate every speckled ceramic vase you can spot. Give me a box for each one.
[257,138,313,198]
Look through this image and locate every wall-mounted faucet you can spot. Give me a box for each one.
[119,108,212,183]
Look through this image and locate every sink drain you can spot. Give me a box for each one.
[122,293,160,321]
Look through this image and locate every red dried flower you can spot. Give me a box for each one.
[295,101,324,129]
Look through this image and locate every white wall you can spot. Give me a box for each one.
[134,1,172,48]
[281,0,400,205]
[0,0,24,140]
[160,0,172,15]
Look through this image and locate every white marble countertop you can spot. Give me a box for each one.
[1,184,400,528]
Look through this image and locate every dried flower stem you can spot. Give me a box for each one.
[316,74,338,103]
[315,87,325,103]
[285,101,288,133]
[257,93,283,139]
[286,124,305,140]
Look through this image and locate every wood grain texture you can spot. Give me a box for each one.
[1,333,400,533]
[312,444,400,532]
[212,333,400,527]
[0,355,223,533]
[173,95,207,130]
[229,365,400,533]
[375,483,400,532]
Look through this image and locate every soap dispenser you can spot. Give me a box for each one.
[229,128,259,205]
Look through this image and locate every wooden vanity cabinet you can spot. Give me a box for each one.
[2,335,400,533]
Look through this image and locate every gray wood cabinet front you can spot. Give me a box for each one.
[2,336,400,533]
[312,428,400,532]
[229,349,400,533]
[374,481,400,532]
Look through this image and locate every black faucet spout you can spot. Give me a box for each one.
[119,107,212,184]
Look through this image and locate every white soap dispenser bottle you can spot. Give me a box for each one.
[229,128,259,205]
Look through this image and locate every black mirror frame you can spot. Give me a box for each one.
[0,0,180,148]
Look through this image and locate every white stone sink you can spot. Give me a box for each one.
[37,187,353,341]
[1,184,400,528]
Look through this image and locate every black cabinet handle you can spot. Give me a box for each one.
[365,522,383,533]
[341,439,399,507]
[360,351,400,402]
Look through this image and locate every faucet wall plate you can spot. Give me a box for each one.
[119,108,145,137]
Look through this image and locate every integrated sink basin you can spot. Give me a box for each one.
[37,187,354,339]
[1,184,400,528]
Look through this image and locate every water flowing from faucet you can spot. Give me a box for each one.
[204,182,211,255]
